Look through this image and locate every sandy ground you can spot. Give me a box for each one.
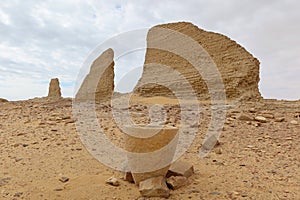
[0,96,299,200]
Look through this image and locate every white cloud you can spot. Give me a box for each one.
[0,8,11,25]
[0,0,299,100]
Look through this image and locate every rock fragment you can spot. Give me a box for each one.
[238,113,253,121]
[167,161,194,178]
[166,176,188,190]
[275,117,285,122]
[254,116,267,123]
[59,177,69,183]
[139,176,170,198]
[105,176,120,186]
[290,120,298,125]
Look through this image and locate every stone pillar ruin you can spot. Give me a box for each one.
[75,48,114,103]
[47,78,62,99]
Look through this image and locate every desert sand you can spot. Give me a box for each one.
[0,96,299,199]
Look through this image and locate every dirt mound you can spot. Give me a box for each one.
[135,22,262,101]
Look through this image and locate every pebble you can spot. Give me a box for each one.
[54,187,64,191]
[15,158,23,162]
[210,191,221,195]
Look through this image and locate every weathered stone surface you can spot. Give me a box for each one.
[167,161,194,178]
[139,176,170,198]
[47,78,61,98]
[75,48,114,102]
[0,98,8,103]
[134,22,262,101]
[124,125,178,185]
[238,113,254,121]
[166,176,188,190]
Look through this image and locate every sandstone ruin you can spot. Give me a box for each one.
[47,78,62,98]
[134,22,262,101]
[75,48,114,102]
[75,22,262,103]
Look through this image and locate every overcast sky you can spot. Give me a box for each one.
[0,0,299,100]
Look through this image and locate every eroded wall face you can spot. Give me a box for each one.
[135,22,262,101]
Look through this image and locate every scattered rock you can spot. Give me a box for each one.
[0,177,11,186]
[166,176,188,190]
[47,78,62,98]
[254,122,261,127]
[254,116,267,123]
[167,161,194,178]
[106,176,120,186]
[238,113,253,121]
[139,176,170,198]
[64,119,75,124]
[210,191,221,195]
[54,187,64,191]
[59,177,69,183]
[262,113,274,119]
[249,108,256,113]
[290,120,298,125]
[14,192,23,197]
[22,144,29,147]
[188,189,201,194]
[15,158,23,162]
[215,148,222,155]
[275,117,285,122]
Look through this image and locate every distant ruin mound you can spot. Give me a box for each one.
[134,22,262,101]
